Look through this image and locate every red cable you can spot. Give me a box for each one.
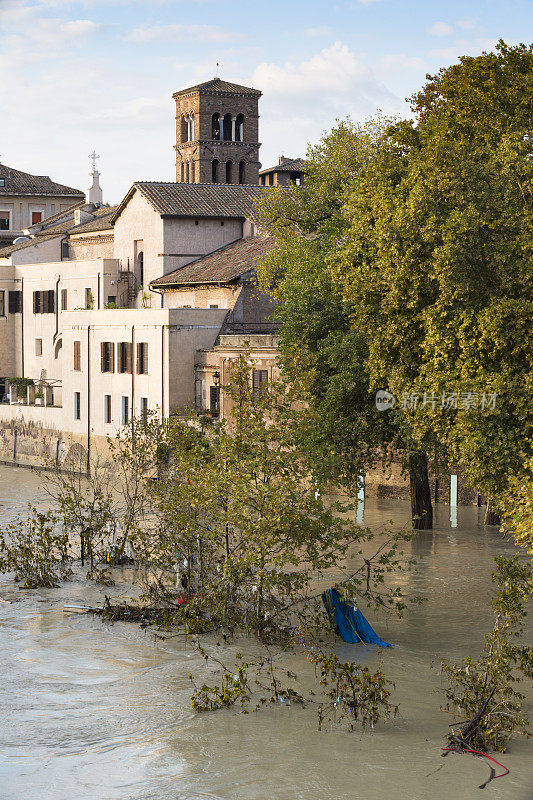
[441,747,510,780]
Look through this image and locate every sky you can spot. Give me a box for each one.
[0,0,531,203]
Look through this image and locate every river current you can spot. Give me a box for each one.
[0,465,531,800]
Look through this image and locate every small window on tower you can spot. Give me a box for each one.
[31,211,43,225]
[0,211,10,230]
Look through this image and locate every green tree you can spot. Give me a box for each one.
[256,121,436,528]
[332,41,533,521]
[137,353,416,636]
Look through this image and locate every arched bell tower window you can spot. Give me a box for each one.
[225,160,232,184]
[185,162,190,183]
[181,116,188,144]
[212,113,221,140]
[190,161,195,183]
[223,113,232,141]
[238,160,245,184]
[212,159,219,184]
[180,162,185,182]
[236,114,244,142]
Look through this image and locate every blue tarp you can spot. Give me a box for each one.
[322,588,392,647]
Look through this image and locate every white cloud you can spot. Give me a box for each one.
[429,21,454,37]
[429,38,500,63]
[127,23,238,43]
[60,19,99,36]
[253,42,404,170]
[253,41,395,103]
[379,53,425,71]
[304,26,333,37]
[457,18,477,31]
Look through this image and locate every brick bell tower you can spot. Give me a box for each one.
[173,78,262,185]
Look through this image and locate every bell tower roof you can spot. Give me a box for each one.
[173,78,261,99]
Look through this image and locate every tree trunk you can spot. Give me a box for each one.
[484,501,501,526]
[408,451,433,530]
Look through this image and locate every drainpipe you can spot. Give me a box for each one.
[131,324,135,444]
[20,278,24,377]
[149,281,164,309]
[97,272,101,309]
[161,324,165,419]
[54,277,60,340]
[86,325,91,475]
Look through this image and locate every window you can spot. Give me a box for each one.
[212,113,221,140]
[104,394,112,424]
[0,179,5,188]
[73,340,81,371]
[0,291,4,316]
[8,291,21,314]
[238,161,245,185]
[210,386,220,417]
[223,113,232,141]
[209,304,219,309]
[35,338,43,356]
[121,396,129,426]
[0,211,10,230]
[61,241,70,260]
[212,159,219,184]
[107,295,116,306]
[118,341,132,374]
[225,160,233,184]
[74,392,81,420]
[140,396,148,424]
[33,290,55,314]
[85,287,93,309]
[61,289,67,310]
[252,369,268,400]
[235,113,244,142]
[101,342,115,373]
[136,342,148,375]
[31,211,43,225]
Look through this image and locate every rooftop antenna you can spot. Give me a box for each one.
[216,62,220,77]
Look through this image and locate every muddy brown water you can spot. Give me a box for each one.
[0,465,531,800]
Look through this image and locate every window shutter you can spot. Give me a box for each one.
[126,342,132,374]
[101,342,106,372]
[143,343,148,374]
[48,289,55,313]
[61,289,67,310]
[109,343,115,373]
[8,291,20,314]
[33,291,39,314]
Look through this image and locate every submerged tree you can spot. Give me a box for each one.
[136,353,417,638]
[440,556,532,753]
[256,122,437,529]
[331,41,533,522]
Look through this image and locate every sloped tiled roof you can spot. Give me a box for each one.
[69,207,117,234]
[113,182,268,222]
[173,78,261,98]
[0,206,117,257]
[151,236,277,287]
[0,234,59,258]
[0,163,84,198]
[259,158,308,175]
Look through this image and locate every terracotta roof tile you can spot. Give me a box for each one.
[0,163,84,198]
[259,158,308,175]
[151,235,276,287]
[114,182,268,221]
[173,78,261,98]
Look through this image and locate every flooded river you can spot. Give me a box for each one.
[0,465,531,800]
